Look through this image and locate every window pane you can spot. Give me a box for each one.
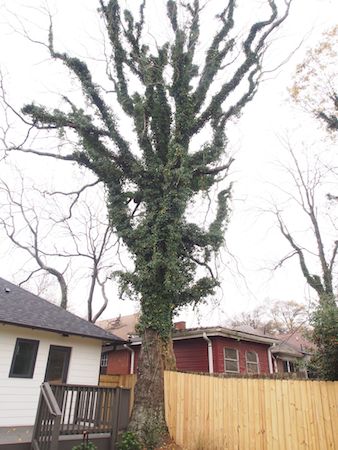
[225,360,239,372]
[224,348,239,372]
[246,351,258,363]
[224,348,237,360]
[101,354,108,367]
[10,339,39,378]
[283,360,296,373]
[45,346,71,384]
[247,362,259,374]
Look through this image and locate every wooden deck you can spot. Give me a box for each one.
[0,383,130,450]
[0,427,33,445]
[0,427,111,450]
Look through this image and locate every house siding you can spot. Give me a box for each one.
[174,338,209,372]
[107,349,130,374]
[212,336,270,374]
[0,324,102,427]
[107,347,140,375]
[106,335,272,376]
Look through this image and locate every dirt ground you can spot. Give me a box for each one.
[154,437,183,449]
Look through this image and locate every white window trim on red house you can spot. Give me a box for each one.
[224,347,240,373]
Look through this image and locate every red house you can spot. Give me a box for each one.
[98,315,280,376]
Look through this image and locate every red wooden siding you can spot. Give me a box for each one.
[106,335,271,375]
[212,336,270,374]
[174,338,209,372]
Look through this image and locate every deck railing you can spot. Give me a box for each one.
[32,383,130,450]
[31,383,62,450]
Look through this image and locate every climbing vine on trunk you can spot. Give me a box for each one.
[10,0,292,444]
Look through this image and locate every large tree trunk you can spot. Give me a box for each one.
[162,336,177,371]
[129,328,174,447]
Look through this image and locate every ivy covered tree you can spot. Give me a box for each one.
[2,0,292,444]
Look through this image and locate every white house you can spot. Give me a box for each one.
[0,277,122,427]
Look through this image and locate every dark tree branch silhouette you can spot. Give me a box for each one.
[271,141,337,380]
[0,175,117,321]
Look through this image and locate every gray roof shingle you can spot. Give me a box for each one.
[0,277,122,343]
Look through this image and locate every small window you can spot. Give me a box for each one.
[9,338,39,378]
[224,348,239,373]
[100,353,108,367]
[246,351,259,374]
[283,360,296,373]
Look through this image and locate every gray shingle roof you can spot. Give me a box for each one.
[0,277,122,343]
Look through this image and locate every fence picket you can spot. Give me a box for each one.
[99,372,338,450]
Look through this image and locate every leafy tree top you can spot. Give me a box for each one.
[12,0,292,338]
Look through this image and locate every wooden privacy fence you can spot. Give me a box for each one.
[100,372,338,450]
[165,371,338,450]
[100,374,137,415]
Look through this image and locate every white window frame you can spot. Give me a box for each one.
[100,353,108,368]
[224,348,239,373]
[245,351,260,374]
[283,359,296,373]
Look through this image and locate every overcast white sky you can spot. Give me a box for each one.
[0,0,337,326]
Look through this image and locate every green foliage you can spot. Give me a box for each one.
[11,0,294,442]
[310,298,338,380]
[19,1,292,349]
[116,431,142,450]
[72,441,97,450]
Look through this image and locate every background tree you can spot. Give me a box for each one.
[290,25,338,133]
[228,299,309,334]
[269,299,309,333]
[287,26,338,379]
[1,0,292,442]
[270,140,337,379]
[0,172,117,321]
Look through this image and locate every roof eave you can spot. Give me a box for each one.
[0,320,122,344]
[173,327,279,345]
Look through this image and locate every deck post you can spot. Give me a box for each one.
[109,388,121,450]
[50,414,61,450]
